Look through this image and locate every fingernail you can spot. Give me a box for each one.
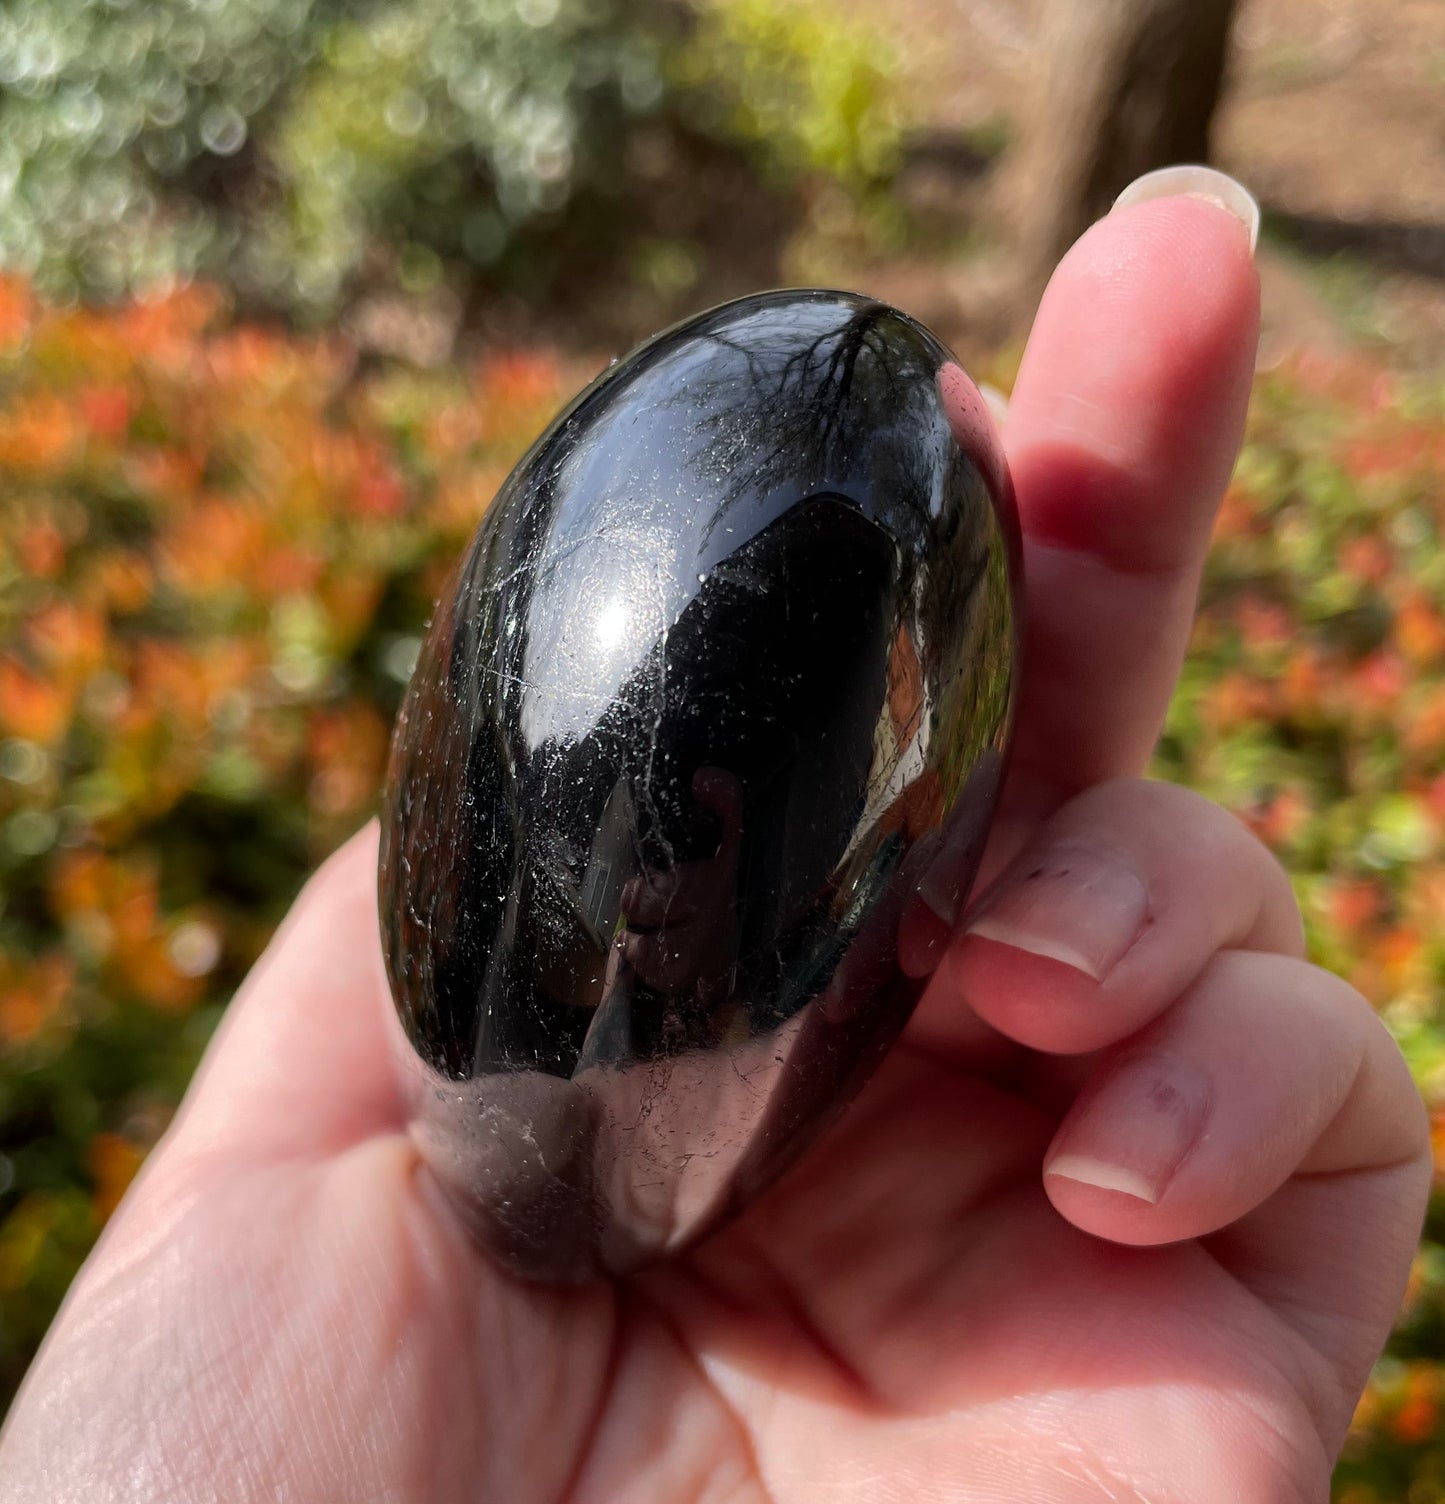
[1111,164,1260,255]
[1045,1054,1210,1204]
[965,845,1148,981]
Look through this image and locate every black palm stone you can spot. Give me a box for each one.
[379,289,1019,1282]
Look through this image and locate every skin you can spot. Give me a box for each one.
[0,196,1431,1504]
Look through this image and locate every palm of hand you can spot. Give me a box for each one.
[86,954,1341,1504]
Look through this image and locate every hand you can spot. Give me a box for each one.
[2,187,1429,1504]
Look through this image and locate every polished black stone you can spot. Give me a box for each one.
[378,289,1019,1281]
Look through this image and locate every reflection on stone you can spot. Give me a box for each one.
[379,289,1019,1281]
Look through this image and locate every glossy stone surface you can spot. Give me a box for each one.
[379,289,1018,1281]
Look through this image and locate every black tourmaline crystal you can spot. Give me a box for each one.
[379,289,1018,1281]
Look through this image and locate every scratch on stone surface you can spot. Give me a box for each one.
[480,665,537,692]
[728,1052,768,1093]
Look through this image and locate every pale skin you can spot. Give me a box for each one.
[0,196,1431,1503]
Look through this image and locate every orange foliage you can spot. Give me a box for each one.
[87,1135,144,1224]
[0,276,587,1424]
[0,954,73,1048]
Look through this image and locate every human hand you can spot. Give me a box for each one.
[2,176,1429,1504]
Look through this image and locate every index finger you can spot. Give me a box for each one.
[994,181,1260,798]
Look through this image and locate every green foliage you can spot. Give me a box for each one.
[0,0,901,312]
[0,0,344,298]
[671,0,900,187]
[268,0,666,308]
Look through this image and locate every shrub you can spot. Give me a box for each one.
[264,0,668,310]
[0,272,577,1397]
[0,0,900,313]
[1151,353,1445,1496]
[0,0,345,299]
[669,0,899,189]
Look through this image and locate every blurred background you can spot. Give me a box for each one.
[0,0,1442,1494]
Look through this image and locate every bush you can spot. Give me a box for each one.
[0,282,1441,1495]
[265,0,669,309]
[669,0,898,189]
[0,0,900,313]
[0,272,577,1397]
[0,0,345,299]
[1152,354,1445,1498]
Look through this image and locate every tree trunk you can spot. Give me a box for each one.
[1003,0,1241,305]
